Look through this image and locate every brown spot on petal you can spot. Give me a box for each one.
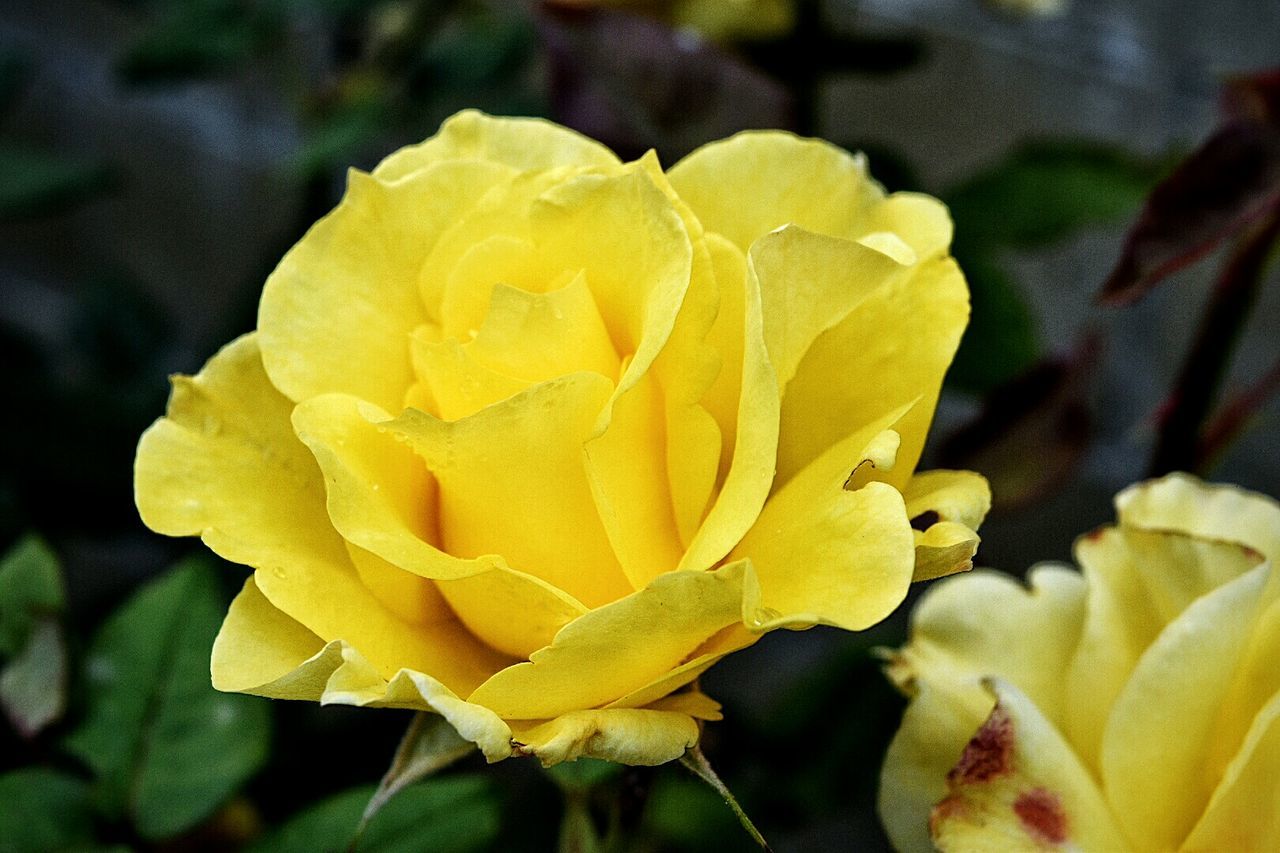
[948,704,1013,784]
[1014,787,1068,845]
[929,794,969,835]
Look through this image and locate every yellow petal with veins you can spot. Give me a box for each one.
[385,375,631,608]
[467,563,749,720]
[291,392,593,658]
[1184,689,1280,852]
[259,162,513,412]
[669,131,882,253]
[136,335,500,690]
[733,408,916,631]
[778,254,969,488]
[1101,559,1270,850]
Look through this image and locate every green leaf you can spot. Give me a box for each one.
[0,619,67,737]
[249,787,373,853]
[545,757,622,792]
[0,145,111,219]
[251,776,501,853]
[116,0,277,84]
[421,8,533,89]
[358,712,474,836]
[557,792,604,853]
[0,535,64,657]
[63,557,270,840]
[947,250,1041,393]
[947,141,1161,250]
[644,771,741,851]
[291,97,391,178]
[0,767,94,852]
[942,141,1161,394]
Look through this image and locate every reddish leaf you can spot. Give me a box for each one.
[1147,208,1280,475]
[537,5,793,161]
[1197,357,1280,471]
[1099,69,1280,306]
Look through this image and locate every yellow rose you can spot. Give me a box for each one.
[880,473,1280,851]
[135,110,986,767]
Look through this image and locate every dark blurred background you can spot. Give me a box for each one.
[2,0,1278,850]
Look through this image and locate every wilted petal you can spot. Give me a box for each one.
[929,680,1128,852]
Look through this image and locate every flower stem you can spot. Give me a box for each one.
[678,745,772,852]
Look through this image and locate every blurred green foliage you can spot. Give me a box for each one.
[0,144,112,219]
[250,776,502,853]
[0,537,68,738]
[62,557,270,839]
[945,141,1164,392]
[0,767,95,852]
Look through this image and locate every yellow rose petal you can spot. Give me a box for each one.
[584,371,686,589]
[321,647,515,762]
[733,410,916,631]
[678,235,782,573]
[1213,595,1280,776]
[510,707,700,767]
[346,542,451,627]
[467,274,621,383]
[212,575,326,695]
[669,130,882,253]
[217,620,515,763]
[911,522,984,583]
[411,335,528,422]
[385,374,632,607]
[778,254,970,487]
[903,470,992,532]
[1184,689,1280,852]
[212,571,508,702]
[605,622,755,712]
[372,109,619,183]
[1116,472,1280,568]
[749,224,908,390]
[291,392,593,658]
[136,336,488,686]
[901,566,1087,732]
[259,162,512,412]
[862,192,954,262]
[695,233,748,473]
[879,681,994,853]
[467,563,748,720]
[1101,560,1270,850]
[929,680,1128,852]
[644,173,725,548]
[135,334,337,570]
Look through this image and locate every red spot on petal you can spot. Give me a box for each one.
[949,704,1013,784]
[1014,787,1068,845]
